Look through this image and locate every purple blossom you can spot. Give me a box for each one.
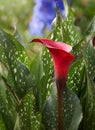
[29,0,71,36]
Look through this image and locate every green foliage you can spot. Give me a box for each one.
[18,91,41,130]
[67,59,85,94]
[0,3,95,130]
[84,39,95,85]
[0,76,17,130]
[0,28,32,99]
[0,28,34,130]
[42,87,82,130]
[82,78,95,130]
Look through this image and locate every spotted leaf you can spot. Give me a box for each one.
[48,9,82,46]
[30,46,53,111]
[79,78,95,130]
[84,39,95,85]
[18,91,41,130]
[42,86,83,130]
[86,16,95,38]
[0,28,32,99]
[0,76,17,130]
[71,40,85,59]
[67,59,85,94]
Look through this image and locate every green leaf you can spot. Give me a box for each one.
[42,87,83,130]
[13,116,21,130]
[84,39,95,85]
[30,48,44,85]
[13,29,25,47]
[0,112,6,130]
[48,10,64,41]
[79,33,95,130]
[62,10,82,46]
[0,76,17,130]
[80,77,95,130]
[67,59,85,94]
[48,9,82,46]
[41,47,54,90]
[71,40,85,59]
[0,28,32,99]
[30,48,44,110]
[86,16,95,38]
[0,61,8,78]
[18,91,41,130]
[30,47,53,111]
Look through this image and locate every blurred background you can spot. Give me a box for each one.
[0,0,95,41]
[0,0,33,41]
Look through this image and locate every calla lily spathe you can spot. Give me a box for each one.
[31,38,74,88]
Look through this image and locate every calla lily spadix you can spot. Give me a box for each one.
[31,38,74,130]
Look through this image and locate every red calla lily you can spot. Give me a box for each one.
[31,38,74,130]
[31,38,74,87]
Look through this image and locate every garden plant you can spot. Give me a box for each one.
[0,0,95,130]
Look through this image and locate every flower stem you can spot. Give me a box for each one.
[56,77,65,130]
[57,89,63,130]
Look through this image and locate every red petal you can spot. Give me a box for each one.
[32,38,72,52]
[49,48,74,80]
[31,38,74,88]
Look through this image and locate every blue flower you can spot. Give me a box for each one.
[29,0,71,36]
